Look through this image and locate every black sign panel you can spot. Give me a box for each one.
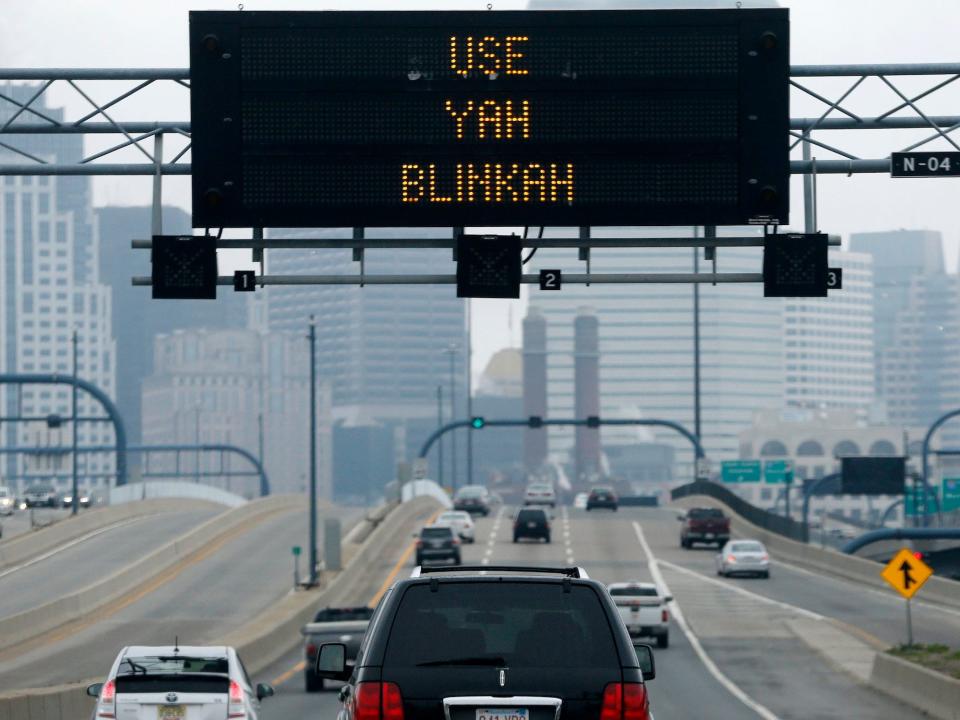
[233,270,256,292]
[190,9,789,228]
[841,457,906,496]
[539,269,562,290]
[891,151,960,177]
[827,267,842,290]
[456,234,521,298]
[151,235,218,299]
[763,233,828,297]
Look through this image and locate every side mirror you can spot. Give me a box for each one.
[663,595,673,603]
[676,515,684,522]
[86,683,104,698]
[633,643,656,681]
[316,642,350,680]
[256,683,275,701]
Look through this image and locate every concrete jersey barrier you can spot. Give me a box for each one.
[0,498,226,571]
[672,495,960,610]
[0,494,305,653]
[870,652,960,720]
[0,496,439,720]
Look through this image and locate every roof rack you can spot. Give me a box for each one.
[410,565,589,579]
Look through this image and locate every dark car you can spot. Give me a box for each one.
[415,526,461,566]
[453,486,491,516]
[513,507,551,543]
[315,566,657,720]
[680,507,731,548]
[586,486,619,511]
[302,606,374,692]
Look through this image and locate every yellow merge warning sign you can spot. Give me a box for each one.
[881,547,934,600]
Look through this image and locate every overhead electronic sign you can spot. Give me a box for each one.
[190,9,789,228]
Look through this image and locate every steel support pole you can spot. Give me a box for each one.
[802,131,817,233]
[308,316,318,586]
[436,385,445,487]
[71,330,78,515]
[448,347,458,492]
[466,299,474,487]
[906,599,914,646]
[151,133,163,236]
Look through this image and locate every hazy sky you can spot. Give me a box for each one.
[2,0,959,378]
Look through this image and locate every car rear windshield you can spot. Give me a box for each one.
[731,542,765,553]
[688,508,724,519]
[456,488,485,498]
[516,509,546,522]
[314,607,374,622]
[609,586,658,597]
[384,582,619,669]
[116,656,230,692]
[28,485,53,493]
[421,527,453,538]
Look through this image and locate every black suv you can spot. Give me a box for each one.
[513,507,551,543]
[415,526,461,566]
[316,566,656,720]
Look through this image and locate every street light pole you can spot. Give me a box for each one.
[436,385,445,487]
[71,329,78,515]
[466,299,474,487]
[307,315,318,586]
[194,405,200,483]
[445,345,459,491]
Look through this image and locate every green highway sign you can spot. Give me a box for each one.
[721,460,762,484]
[943,478,960,512]
[905,483,935,516]
[292,546,302,556]
[764,460,794,484]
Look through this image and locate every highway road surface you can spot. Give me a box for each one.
[0,507,219,619]
[255,505,924,720]
[0,504,361,690]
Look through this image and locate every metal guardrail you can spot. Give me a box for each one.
[671,480,807,543]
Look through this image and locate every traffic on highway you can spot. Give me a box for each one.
[2,2,960,720]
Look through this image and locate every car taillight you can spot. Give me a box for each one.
[761,554,769,561]
[98,679,116,718]
[601,682,650,720]
[356,682,404,720]
[452,537,460,545]
[228,680,245,718]
[661,609,669,623]
[415,540,423,548]
[727,555,737,564]
[305,642,317,656]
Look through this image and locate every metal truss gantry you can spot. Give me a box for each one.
[0,62,958,286]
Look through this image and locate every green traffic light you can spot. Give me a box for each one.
[471,417,485,429]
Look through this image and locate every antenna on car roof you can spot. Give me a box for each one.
[174,637,180,654]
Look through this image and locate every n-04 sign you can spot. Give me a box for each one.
[891,151,960,177]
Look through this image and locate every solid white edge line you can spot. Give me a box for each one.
[657,559,824,622]
[0,516,143,580]
[632,521,782,720]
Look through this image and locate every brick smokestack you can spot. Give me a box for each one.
[523,308,548,472]
[574,307,600,484]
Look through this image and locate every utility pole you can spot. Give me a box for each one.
[692,227,702,443]
[257,412,264,471]
[466,299,474,487]
[443,344,459,491]
[307,315,318,586]
[436,385,445,487]
[71,329,78,515]
[194,405,201,483]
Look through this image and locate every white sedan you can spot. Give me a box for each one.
[715,540,770,578]
[434,510,476,543]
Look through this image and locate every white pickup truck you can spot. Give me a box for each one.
[608,581,672,648]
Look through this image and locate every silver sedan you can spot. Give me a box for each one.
[715,540,770,578]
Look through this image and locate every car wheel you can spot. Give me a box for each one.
[545,534,551,544]
[761,571,770,579]
[305,672,323,693]
[415,554,423,566]
[657,633,669,649]
[513,535,519,543]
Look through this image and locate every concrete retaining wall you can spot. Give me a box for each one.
[109,482,248,508]
[870,652,960,720]
[672,495,960,610]
[0,497,439,720]
[0,498,226,571]
[0,495,304,653]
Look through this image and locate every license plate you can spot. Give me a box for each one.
[705,533,715,538]
[477,709,528,720]
[431,541,443,548]
[157,706,185,720]
[527,522,536,528]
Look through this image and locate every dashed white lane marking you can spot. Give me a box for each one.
[480,506,505,570]
[633,521,782,720]
[561,506,575,565]
[0,516,143,580]
[657,559,824,622]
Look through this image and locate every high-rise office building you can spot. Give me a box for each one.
[783,249,875,414]
[527,227,784,474]
[265,229,468,495]
[0,84,116,491]
[96,205,247,445]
